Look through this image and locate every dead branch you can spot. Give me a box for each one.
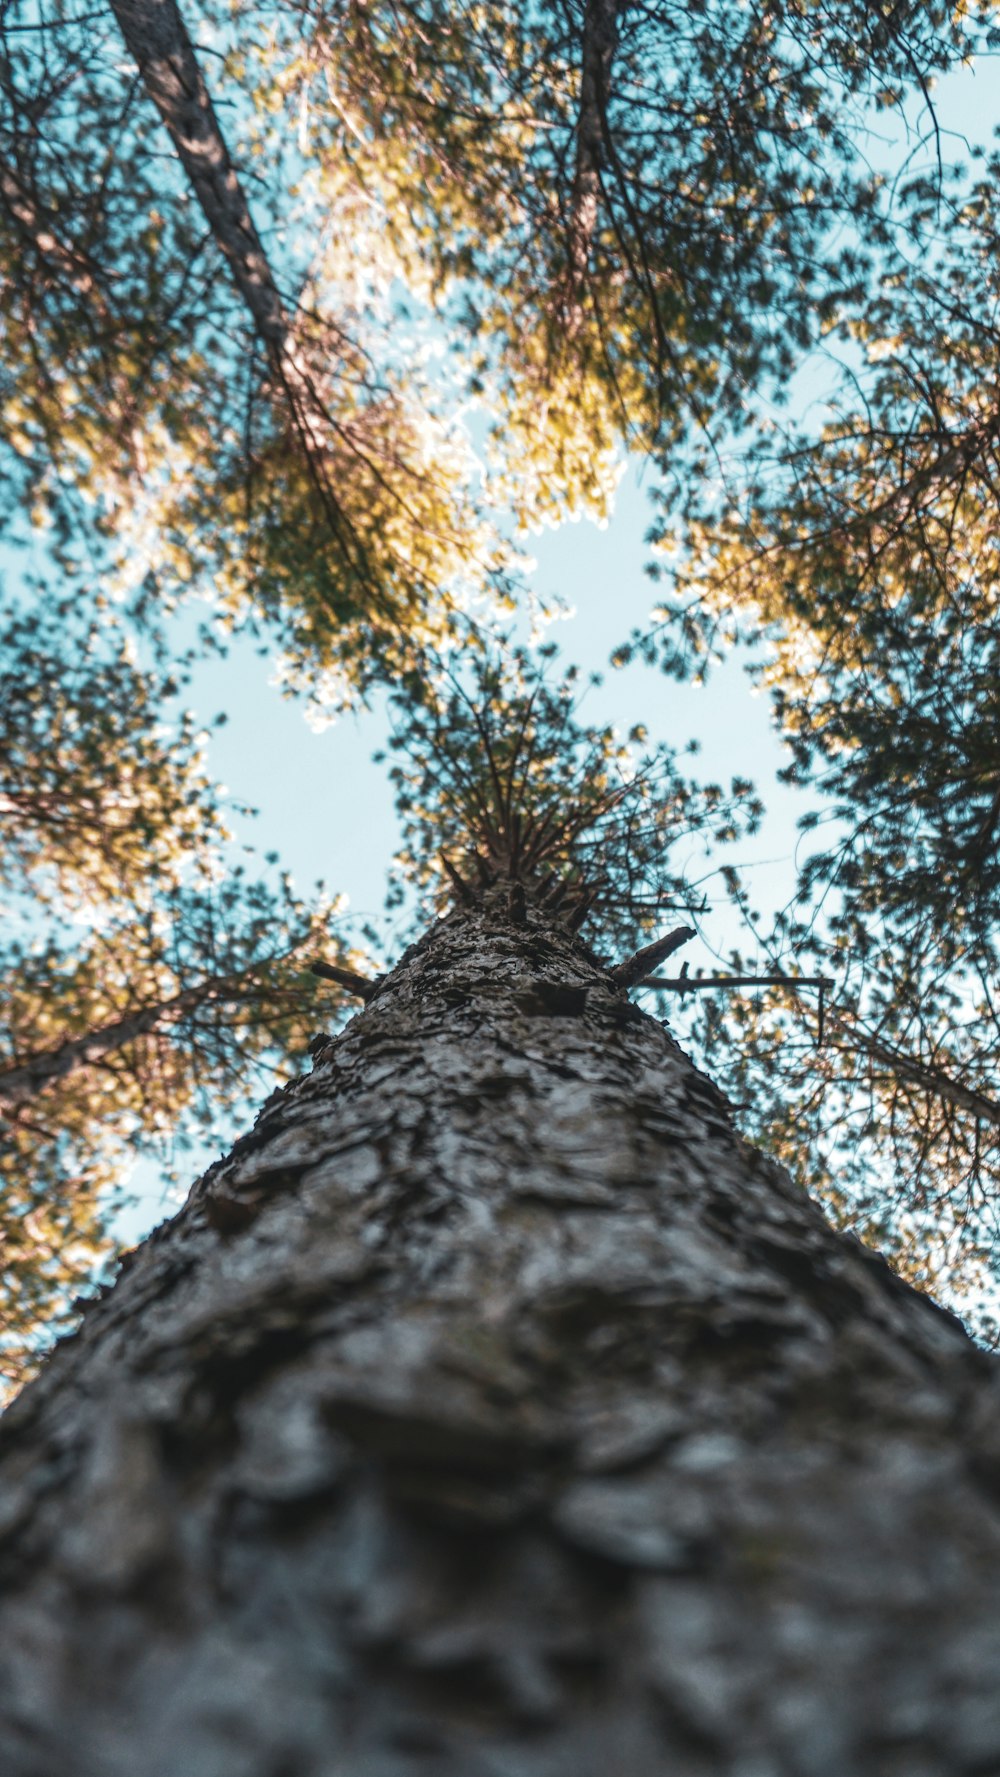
[612,925,695,989]
[439,852,475,905]
[309,960,382,1001]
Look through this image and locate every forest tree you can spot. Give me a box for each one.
[3,0,1000,1762]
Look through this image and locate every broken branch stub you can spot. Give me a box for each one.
[612,925,695,990]
[309,960,382,1001]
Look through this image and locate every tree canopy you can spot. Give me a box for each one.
[379,631,761,953]
[3,0,989,703]
[0,0,494,707]
[270,0,984,518]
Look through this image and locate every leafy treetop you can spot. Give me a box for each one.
[380,628,762,956]
[3,0,990,712]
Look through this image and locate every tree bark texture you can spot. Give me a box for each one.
[2,901,1000,1776]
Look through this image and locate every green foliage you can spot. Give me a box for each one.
[4,0,988,714]
[275,0,987,523]
[0,1,213,524]
[678,914,1000,1340]
[645,157,1000,936]
[0,0,498,710]
[381,628,762,954]
[0,591,223,903]
[164,360,505,714]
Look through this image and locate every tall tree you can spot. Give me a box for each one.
[2,653,1000,1772]
[0,588,351,1387]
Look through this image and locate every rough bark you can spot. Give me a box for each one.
[2,899,1000,1776]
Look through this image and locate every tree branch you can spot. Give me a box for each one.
[642,976,1000,1129]
[309,959,382,1001]
[642,973,833,992]
[0,971,261,1109]
[439,851,476,905]
[566,0,619,329]
[612,924,694,988]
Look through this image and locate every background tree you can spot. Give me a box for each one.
[4,0,991,714]
[0,587,352,1389]
[624,152,1000,1324]
[271,0,988,525]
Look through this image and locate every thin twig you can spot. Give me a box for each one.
[640,970,834,1046]
[641,973,834,992]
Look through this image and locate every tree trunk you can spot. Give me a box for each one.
[107,0,372,566]
[107,0,290,367]
[2,898,1000,1775]
[566,0,618,332]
